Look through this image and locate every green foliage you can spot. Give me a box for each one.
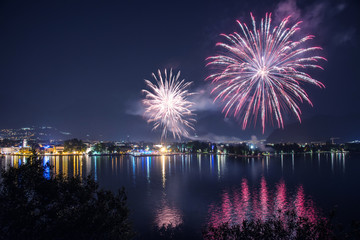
[107,143,116,154]
[63,138,87,152]
[88,143,132,155]
[0,158,134,240]
[92,142,108,154]
[185,141,212,153]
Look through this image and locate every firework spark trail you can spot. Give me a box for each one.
[142,69,196,140]
[206,13,326,133]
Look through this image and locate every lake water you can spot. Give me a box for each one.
[1,153,359,239]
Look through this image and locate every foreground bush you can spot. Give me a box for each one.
[0,159,134,240]
[203,210,360,240]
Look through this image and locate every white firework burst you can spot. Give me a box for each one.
[142,69,196,140]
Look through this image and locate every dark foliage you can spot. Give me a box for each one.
[0,158,134,240]
[269,142,350,154]
[149,224,184,240]
[0,139,20,147]
[203,210,360,240]
[89,142,133,155]
[344,143,360,153]
[63,138,87,152]
[226,143,252,155]
[92,142,108,154]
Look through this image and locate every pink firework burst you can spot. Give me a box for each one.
[206,13,326,133]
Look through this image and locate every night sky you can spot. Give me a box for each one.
[1,0,359,141]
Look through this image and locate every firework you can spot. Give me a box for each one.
[142,69,196,140]
[206,13,326,133]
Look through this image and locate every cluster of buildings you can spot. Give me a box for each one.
[0,138,263,157]
[0,139,63,155]
[0,139,129,156]
[0,126,273,156]
[0,139,32,155]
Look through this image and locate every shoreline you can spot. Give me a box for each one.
[0,150,350,158]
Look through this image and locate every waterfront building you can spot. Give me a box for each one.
[0,147,20,155]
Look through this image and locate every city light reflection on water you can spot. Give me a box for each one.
[0,152,354,238]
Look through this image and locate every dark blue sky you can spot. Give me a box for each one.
[0,0,359,141]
